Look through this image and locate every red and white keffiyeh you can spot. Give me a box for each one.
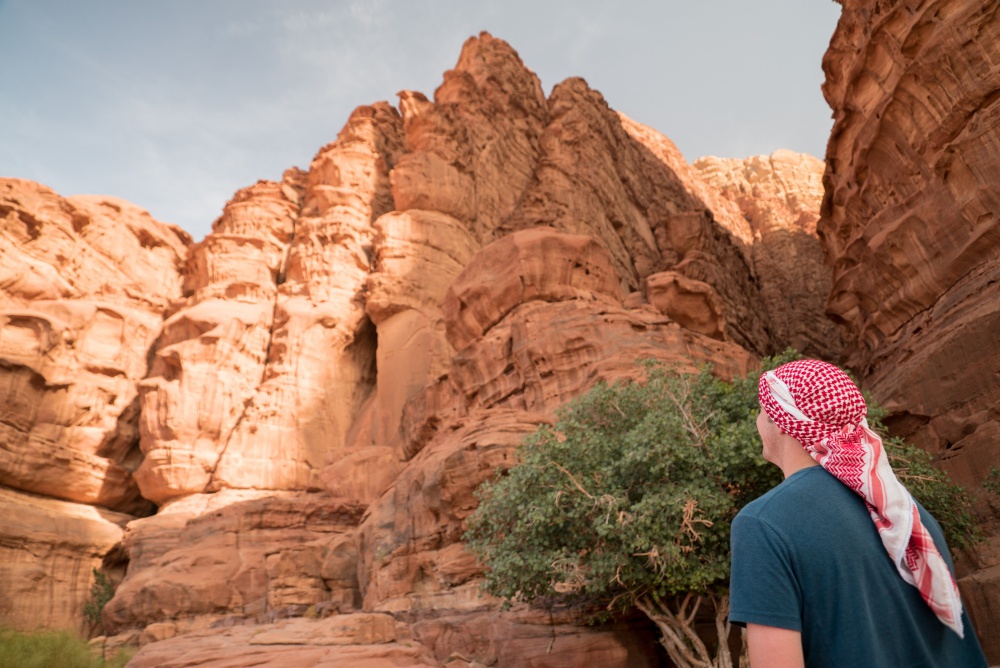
[758,359,965,637]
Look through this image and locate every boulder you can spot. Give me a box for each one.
[0,485,132,633]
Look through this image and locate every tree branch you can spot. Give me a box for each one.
[549,461,594,500]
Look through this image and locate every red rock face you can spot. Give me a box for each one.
[4,31,848,666]
[0,179,189,513]
[0,178,189,633]
[136,104,404,505]
[0,486,132,634]
[695,151,841,359]
[820,1,1000,658]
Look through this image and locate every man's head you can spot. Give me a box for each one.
[757,359,868,456]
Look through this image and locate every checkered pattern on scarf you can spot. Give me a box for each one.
[758,359,965,638]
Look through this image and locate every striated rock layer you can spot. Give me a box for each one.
[821,0,1000,659]
[0,178,190,632]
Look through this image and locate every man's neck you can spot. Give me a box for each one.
[781,458,820,479]
[778,441,821,479]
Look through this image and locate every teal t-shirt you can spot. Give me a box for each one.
[730,466,987,668]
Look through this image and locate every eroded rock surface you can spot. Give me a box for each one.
[0,178,189,513]
[0,178,187,632]
[137,103,403,505]
[126,615,437,668]
[102,491,364,634]
[821,0,1000,459]
[695,151,842,358]
[0,486,132,634]
[821,1,1000,657]
[503,82,776,356]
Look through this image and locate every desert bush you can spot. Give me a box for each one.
[82,569,114,633]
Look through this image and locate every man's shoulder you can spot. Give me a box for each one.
[737,466,844,523]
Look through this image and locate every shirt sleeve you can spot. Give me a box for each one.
[729,512,803,631]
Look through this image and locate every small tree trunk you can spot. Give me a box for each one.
[636,593,736,668]
[739,627,750,668]
[711,592,732,668]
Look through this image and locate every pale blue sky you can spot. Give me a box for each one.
[0,1,841,241]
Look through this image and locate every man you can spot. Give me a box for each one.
[729,359,988,668]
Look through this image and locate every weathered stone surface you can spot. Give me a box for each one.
[401,297,755,464]
[501,81,775,355]
[0,485,132,633]
[0,178,188,513]
[821,2,1000,658]
[126,619,436,668]
[442,228,624,351]
[411,608,664,667]
[135,178,297,503]
[358,411,545,614]
[392,32,548,245]
[645,270,726,340]
[617,114,755,251]
[820,0,1000,456]
[137,103,403,505]
[212,105,403,498]
[102,491,364,634]
[0,179,189,311]
[695,151,842,358]
[360,210,476,457]
[500,78,662,287]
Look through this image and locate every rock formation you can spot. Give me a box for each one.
[820,0,1000,658]
[9,20,997,667]
[0,178,189,633]
[694,150,841,359]
[0,486,131,633]
[136,102,403,505]
[103,34,784,665]
[0,179,189,513]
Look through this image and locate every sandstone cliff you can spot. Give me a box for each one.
[695,150,843,360]
[9,22,996,667]
[820,0,1000,658]
[103,34,792,666]
[0,178,189,633]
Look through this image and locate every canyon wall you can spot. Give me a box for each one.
[0,179,189,632]
[820,0,1000,658]
[0,34,832,666]
[109,34,801,667]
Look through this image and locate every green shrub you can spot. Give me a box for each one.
[0,628,131,668]
[82,569,114,631]
[465,351,979,668]
[983,466,1000,496]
